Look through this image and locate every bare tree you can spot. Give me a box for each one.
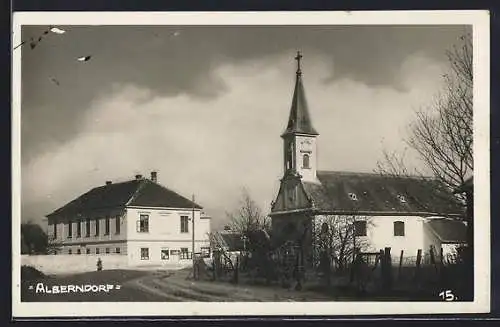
[314,215,370,272]
[226,188,270,236]
[377,33,473,191]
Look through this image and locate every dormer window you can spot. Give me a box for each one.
[397,194,407,203]
[348,192,358,201]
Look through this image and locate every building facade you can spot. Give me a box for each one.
[46,172,211,266]
[270,52,466,266]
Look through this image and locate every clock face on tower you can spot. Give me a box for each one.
[300,139,312,152]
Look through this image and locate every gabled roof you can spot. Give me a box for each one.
[46,178,202,217]
[281,56,318,137]
[424,218,467,243]
[219,232,245,252]
[302,171,464,216]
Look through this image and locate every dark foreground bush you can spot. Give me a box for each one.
[21,265,46,281]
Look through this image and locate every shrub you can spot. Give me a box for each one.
[21,265,46,281]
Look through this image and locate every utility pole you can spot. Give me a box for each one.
[192,194,196,279]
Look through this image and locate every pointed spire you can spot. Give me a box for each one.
[282,51,319,137]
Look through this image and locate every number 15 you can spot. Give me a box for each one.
[439,290,455,301]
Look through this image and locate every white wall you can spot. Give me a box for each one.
[57,242,127,255]
[125,207,210,242]
[127,240,209,267]
[313,214,443,262]
[21,254,128,275]
[364,216,426,258]
[125,206,211,266]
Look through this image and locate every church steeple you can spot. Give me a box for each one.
[281,51,319,138]
[281,51,319,183]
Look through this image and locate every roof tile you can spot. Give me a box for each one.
[302,171,464,216]
[47,179,201,217]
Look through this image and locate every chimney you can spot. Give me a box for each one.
[105,181,112,185]
[135,174,143,180]
[151,171,157,183]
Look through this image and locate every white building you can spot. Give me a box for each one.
[46,171,211,267]
[269,52,466,266]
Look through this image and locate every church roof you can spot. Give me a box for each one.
[46,178,202,217]
[282,52,319,137]
[302,171,465,217]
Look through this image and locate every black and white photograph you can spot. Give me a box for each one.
[12,11,490,317]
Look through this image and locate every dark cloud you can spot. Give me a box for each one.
[21,24,469,165]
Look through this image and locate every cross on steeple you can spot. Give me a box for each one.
[295,51,303,75]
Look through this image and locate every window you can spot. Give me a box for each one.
[302,154,310,169]
[141,248,149,260]
[115,216,120,234]
[137,214,149,233]
[397,194,407,203]
[68,249,72,255]
[394,221,405,236]
[180,216,189,233]
[85,219,91,237]
[115,247,121,254]
[86,248,91,254]
[354,221,367,236]
[76,220,81,237]
[180,247,190,260]
[96,248,100,254]
[95,218,100,236]
[161,248,170,260]
[105,248,110,254]
[67,221,73,238]
[105,216,110,235]
[77,249,81,255]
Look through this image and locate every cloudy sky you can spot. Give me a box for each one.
[19,24,470,229]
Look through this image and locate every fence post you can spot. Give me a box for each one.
[430,245,438,275]
[398,250,404,281]
[415,249,422,282]
[382,247,392,291]
[234,255,239,284]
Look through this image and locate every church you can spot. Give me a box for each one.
[269,52,466,267]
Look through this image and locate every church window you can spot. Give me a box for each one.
[394,221,405,236]
[354,221,367,236]
[302,154,310,169]
[348,192,358,201]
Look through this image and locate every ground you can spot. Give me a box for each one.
[20,267,442,302]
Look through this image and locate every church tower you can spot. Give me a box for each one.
[281,51,319,183]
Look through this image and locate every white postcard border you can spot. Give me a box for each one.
[12,10,491,317]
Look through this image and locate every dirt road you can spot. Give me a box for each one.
[126,270,334,302]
